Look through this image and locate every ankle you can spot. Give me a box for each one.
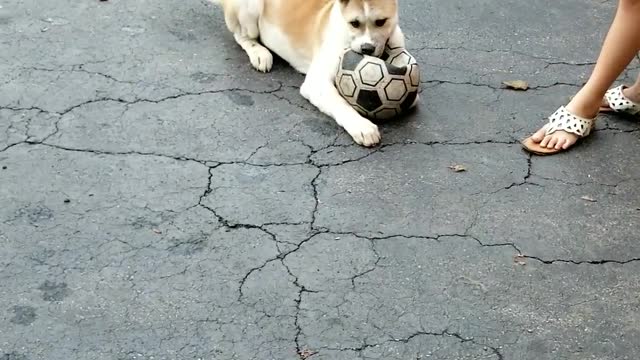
[566,93,600,118]
[623,85,640,103]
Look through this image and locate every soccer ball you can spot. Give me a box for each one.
[335,45,420,121]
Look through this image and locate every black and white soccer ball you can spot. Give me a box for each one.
[335,45,420,121]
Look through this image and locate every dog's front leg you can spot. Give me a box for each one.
[388,25,406,49]
[301,75,380,147]
[300,43,381,147]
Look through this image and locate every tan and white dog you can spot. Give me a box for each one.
[212,0,406,146]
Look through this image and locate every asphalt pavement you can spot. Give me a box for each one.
[1,0,640,359]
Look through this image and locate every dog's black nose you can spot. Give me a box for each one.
[360,43,376,55]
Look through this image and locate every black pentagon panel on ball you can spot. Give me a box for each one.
[384,78,408,101]
[400,90,418,112]
[385,63,408,76]
[356,89,383,112]
[338,74,357,98]
[358,62,385,87]
[341,50,364,71]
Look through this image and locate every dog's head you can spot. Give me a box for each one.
[338,0,398,57]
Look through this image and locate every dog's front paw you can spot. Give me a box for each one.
[248,46,273,73]
[345,118,381,147]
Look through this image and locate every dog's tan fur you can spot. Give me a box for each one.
[262,0,334,58]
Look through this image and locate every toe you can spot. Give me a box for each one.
[365,131,380,147]
[555,137,566,150]
[530,126,547,143]
[540,135,552,148]
[547,137,558,149]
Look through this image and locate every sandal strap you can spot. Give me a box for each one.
[605,85,640,115]
[544,106,594,138]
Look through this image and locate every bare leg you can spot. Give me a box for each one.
[531,0,640,150]
[623,72,640,103]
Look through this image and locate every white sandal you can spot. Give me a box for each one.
[521,106,596,155]
[602,85,640,115]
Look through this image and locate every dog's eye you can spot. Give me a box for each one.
[349,20,361,28]
[375,19,387,27]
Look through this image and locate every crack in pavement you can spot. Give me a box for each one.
[280,259,320,360]
[271,91,315,113]
[595,126,640,134]
[309,166,322,229]
[322,329,503,359]
[411,45,597,68]
[311,140,521,167]
[345,232,522,255]
[527,174,624,188]
[22,142,209,165]
[423,79,582,91]
[478,152,640,197]
[18,65,140,85]
[0,83,284,135]
[523,255,640,265]
[349,239,381,289]
[477,152,534,195]
[542,60,596,70]
[325,229,640,269]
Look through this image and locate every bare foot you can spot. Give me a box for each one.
[530,100,598,150]
[530,126,577,151]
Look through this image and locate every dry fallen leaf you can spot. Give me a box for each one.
[581,196,597,203]
[298,349,317,359]
[502,80,529,91]
[448,164,467,172]
[514,254,527,266]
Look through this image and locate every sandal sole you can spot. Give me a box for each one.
[521,137,564,156]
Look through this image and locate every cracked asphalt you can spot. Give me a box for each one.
[1,0,640,359]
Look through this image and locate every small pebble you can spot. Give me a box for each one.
[2,165,6,169]
[63,199,70,203]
